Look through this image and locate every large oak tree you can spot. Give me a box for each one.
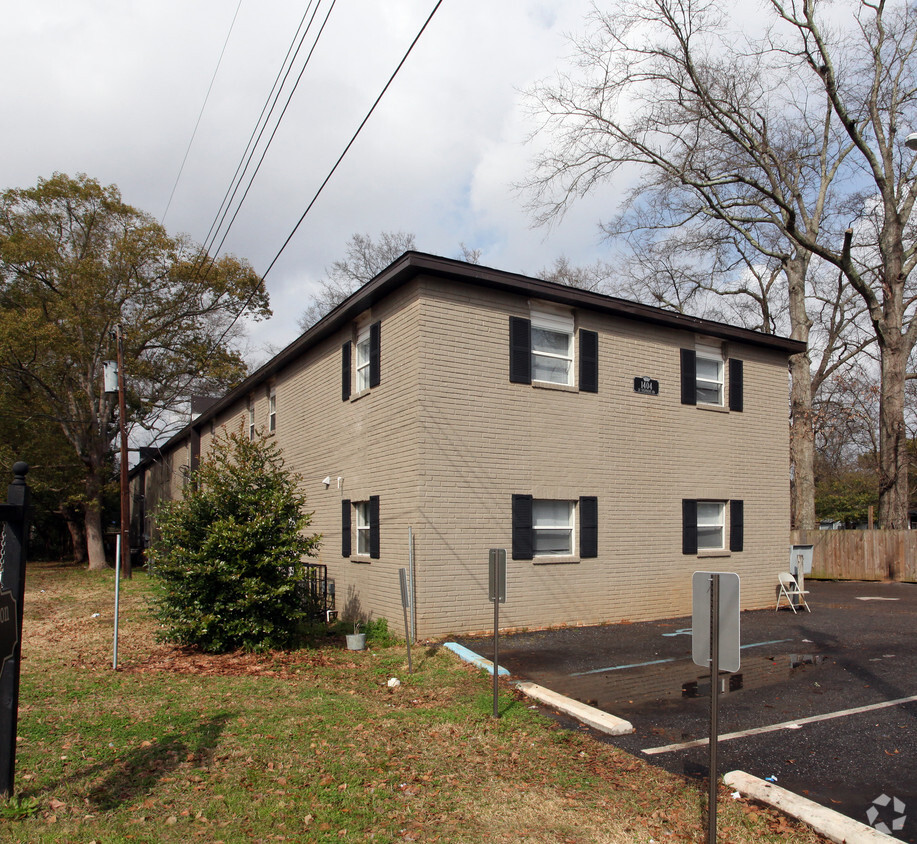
[0,173,270,568]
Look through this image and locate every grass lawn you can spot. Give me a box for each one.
[1,562,826,843]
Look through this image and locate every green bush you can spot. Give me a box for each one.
[148,427,321,652]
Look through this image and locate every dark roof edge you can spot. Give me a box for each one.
[131,251,806,477]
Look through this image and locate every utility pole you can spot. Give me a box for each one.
[115,325,131,579]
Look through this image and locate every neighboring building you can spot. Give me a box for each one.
[131,252,805,638]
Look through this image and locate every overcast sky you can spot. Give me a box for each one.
[1,1,625,359]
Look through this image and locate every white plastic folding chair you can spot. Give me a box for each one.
[775,572,810,613]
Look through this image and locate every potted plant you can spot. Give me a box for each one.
[346,621,366,651]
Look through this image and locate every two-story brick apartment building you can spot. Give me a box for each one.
[131,252,805,638]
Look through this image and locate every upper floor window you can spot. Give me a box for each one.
[355,325,372,392]
[342,320,381,400]
[268,388,276,433]
[680,344,743,411]
[695,345,723,406]
[531,310,574,385]
[509,311,598,392]
[247,403,255,440]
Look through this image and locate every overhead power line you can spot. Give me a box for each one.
[200,0,326,259]
[161,0,244,226]
[261,0,446,280]
[207,0,339,262]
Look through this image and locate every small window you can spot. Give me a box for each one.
[696,501,725,550]
[683,498,742,554]
[531,310,573,386]
[696,346,724,406]
[513,495,597,560]
[268,389,276,433]
[533,500,575,555]
[247,404,255,441]
[355,501,371,555]
[355,326,371,393]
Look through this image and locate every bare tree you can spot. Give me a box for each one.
[298,232,416,330]
[298,232,485,331]
[524,0,917,527]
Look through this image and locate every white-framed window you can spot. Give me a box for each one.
[355,501,371,555]
[531,309,574,385]
[355,324,371,392]
[695,344,724,405]
[247,403,255,441]
[696,501,726,550]
[533,499,575,556]
[268,388,276,433]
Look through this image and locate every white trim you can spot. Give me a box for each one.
[696,500,725,550]
[355,325,371,393]
[355,501,370,556]
[533,499,575,556]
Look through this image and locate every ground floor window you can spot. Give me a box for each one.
[683,499,744,554]
[512,494,597,560]
[341,496,380,559]
[533,500,574,555]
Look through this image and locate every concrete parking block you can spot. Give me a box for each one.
[724,770,904,844]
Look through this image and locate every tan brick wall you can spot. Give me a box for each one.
[410,277,790,636]
[139,272,792,639]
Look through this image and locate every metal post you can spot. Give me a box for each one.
[708,573,720,844]
[113,535,121,670]
[399,567,412,673]
[0,463,29,797]
[493,580,500,718]
[116,325,131,579]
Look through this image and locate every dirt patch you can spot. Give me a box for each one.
[122,645,349,678]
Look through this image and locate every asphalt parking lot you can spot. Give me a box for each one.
[456,580,917,841]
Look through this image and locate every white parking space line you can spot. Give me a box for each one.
[642,692,917,755]
[570,639,792,677]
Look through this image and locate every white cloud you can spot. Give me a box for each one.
[1,0,624,356]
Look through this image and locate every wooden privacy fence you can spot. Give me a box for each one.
[791,529,917,582]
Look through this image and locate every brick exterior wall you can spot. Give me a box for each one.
[134,261,794,638]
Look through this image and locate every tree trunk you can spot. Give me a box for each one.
[789,352,817,528]
[84,501,107,570]
[878,338,910,529]
[786,257,816,529]
[63,509,87,564]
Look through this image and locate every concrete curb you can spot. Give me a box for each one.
[514,680,635,735]
[442,642,510,676]
[724,770,904,844]
[443,642,634,736]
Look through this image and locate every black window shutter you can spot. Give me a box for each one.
[341,499,352,557]
[369,321,381,388]
[509,317,532,384]
[682,499,698,555]
[729,358,744,412]
[512,494,534,560]
[369,495,380,559]
[680,349,697,405]
[579,330,599,393]
[730,499,744,552]
[341,342,352,401]
[580,496,598,558]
